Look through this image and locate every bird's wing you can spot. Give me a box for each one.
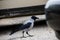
[19,22,32,30]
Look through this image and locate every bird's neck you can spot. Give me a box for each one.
[30,18,34,22]
[24,18,34,25]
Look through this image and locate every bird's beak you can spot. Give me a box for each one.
[36,17,39,19]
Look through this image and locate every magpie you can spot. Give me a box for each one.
[9,16,39,38]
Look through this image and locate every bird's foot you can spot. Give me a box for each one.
[20,36,26,38]
[28,35,34,37]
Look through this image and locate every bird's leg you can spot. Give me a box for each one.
[26,32,33,37]
[20,31,26,38]
[22,31,24,37]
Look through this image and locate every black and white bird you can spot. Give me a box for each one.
[9,16,39,38]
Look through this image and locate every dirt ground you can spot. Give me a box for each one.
[0,25,58,40]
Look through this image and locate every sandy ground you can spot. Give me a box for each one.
[0,26,58,40]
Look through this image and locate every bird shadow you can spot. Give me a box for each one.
[8,37,21,40]
[8,35,34,40]
[26,35,34,37]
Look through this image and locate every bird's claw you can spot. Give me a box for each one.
[28,35,34,37]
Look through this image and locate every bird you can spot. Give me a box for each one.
[9,16,39,38]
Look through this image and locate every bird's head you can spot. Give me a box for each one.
[31,16,39,20]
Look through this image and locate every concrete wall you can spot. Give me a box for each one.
[0,0,48,9]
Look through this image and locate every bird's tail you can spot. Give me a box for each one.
[9,31,15,35]
[9,24,23,35]
[9,29,19,35]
